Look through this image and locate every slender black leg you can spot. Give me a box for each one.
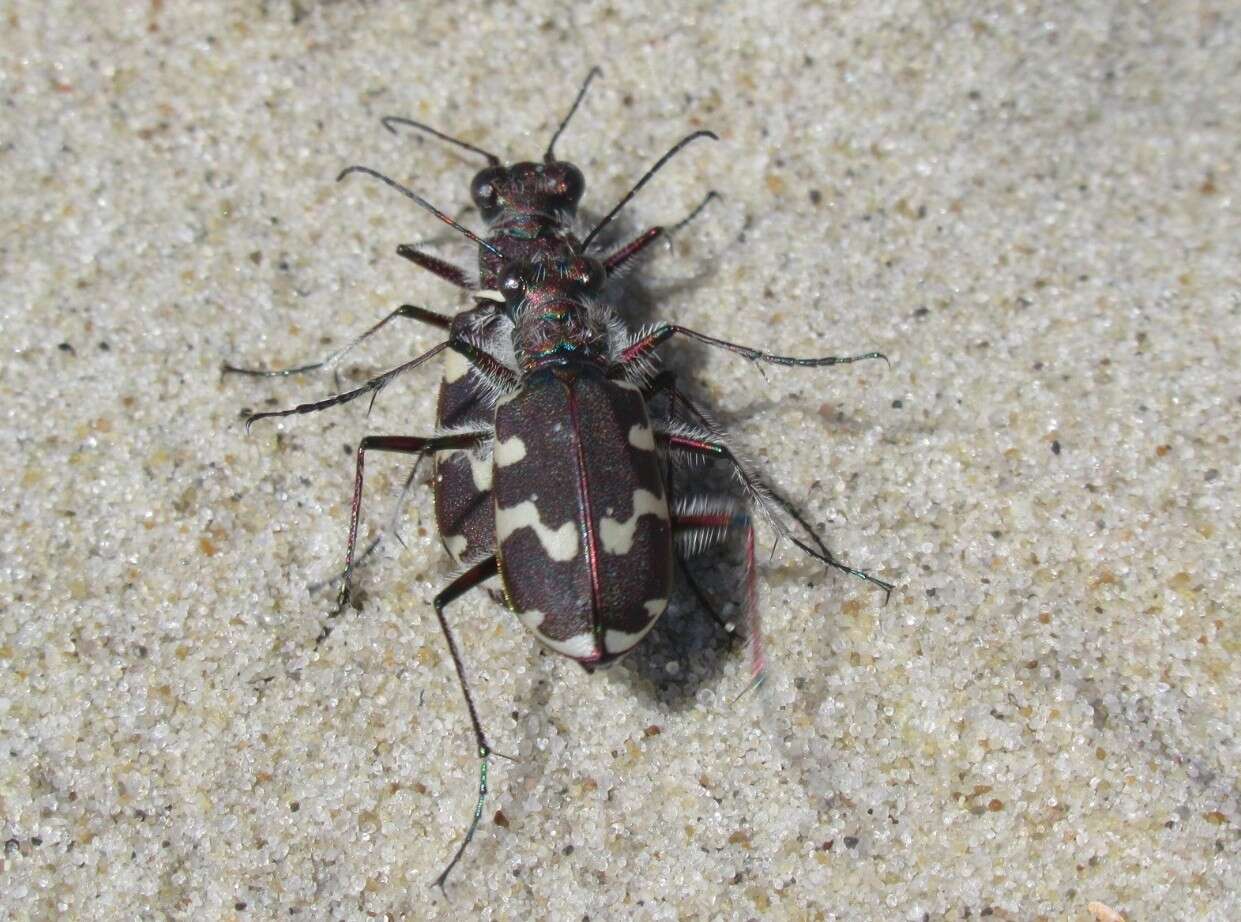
[620,323,888,371]
[670,495,754,647]
[648,377,844,578]
[657,422,733,640]
[673,554,736,639]
[444,338,519,395]
[242,341,450,426]
[430,555,502,890]
[241,335,516,428]
[669,190,721,235]
[223,304,452,378]
[658,432,894,598]
[642,367,892,599]
[673,505,763,689]
[601,191,721,275]
[324,433,489,641]
[308,444,432,586]
[652,370,739,638]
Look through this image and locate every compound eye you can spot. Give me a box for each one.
[574,258,605,292]
[470,166,506,211]
[553,163,585,205]
[499,265,525,299]
[587,261,606,291]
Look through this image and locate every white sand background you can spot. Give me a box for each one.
[2,2,1238,919]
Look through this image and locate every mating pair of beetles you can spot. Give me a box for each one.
[231,69,892,886]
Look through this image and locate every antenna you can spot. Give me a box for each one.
[337,166,501,256]
[544,66,603,162]
[582,130,718,249]
[380,116,501,167]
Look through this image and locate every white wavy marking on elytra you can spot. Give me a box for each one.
[442,347,472,384]
[604,598,667,653]
[497,500,580,561]
[435,448,492,491]
[627,422,655,451]
[517,608,545,632]
[598,489,668,555]
[541,631,598,659]
[516,610,598,658]
[494,435,527,467]
[439,448,493,492]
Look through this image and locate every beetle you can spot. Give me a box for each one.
[232,73,894,887]
[245,226,891,883]
[226,68,717,593]
[378,68,718,573]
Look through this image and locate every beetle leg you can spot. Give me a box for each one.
[240,331,517,427]
[649,372,893,600]
[619,323,888,372]
[397,243,474,290]
[241,341,451,426]
[602,191,721,276]
[431,555,502,890]
[672,500,763,688]
[602,227,663,275]
[649,379,853,583]
[655,413,733,640]
[352,325,511,575]
[446,338,520,396]
[641,372,724,442]
[325,432,491,642]
[223,304,454,379]
[673,555,736,639]
[667,189,721,235]
[305,453,428,598]
[658,431,893,599]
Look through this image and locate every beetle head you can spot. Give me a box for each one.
[471,160,585,224]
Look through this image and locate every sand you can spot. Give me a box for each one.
[2,2,1237,919]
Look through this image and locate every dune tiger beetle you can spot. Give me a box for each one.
[377,67,719,574]
[226,69,717,592]
[243,216,892,889]
[232,74,894,888]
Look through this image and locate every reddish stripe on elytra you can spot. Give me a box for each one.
[565,377,604,660]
